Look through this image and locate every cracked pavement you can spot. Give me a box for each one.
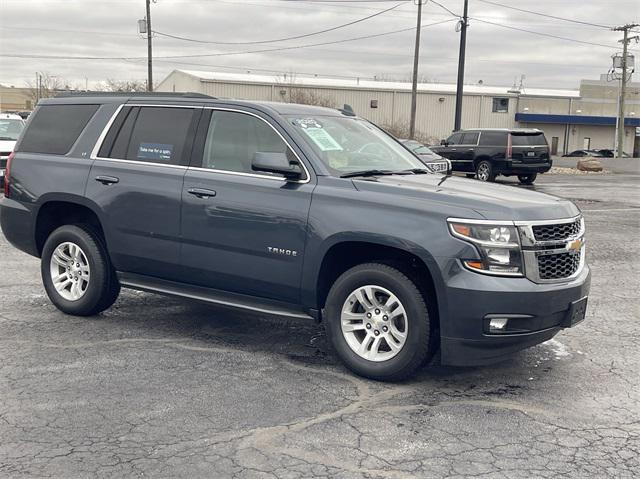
[1,171,639,478]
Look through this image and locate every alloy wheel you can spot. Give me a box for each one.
[340,285,408,362]
[49,242,90,301]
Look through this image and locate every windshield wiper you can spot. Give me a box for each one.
[399,168,431,174]
[340,169,396,178]
[0,137,16,141]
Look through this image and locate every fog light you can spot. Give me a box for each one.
[489,318,509,332]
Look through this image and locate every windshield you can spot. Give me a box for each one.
[287,116,426,175]
[0,119,25,141]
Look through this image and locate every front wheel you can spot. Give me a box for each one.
[324,263,432,381]
[475,160,496,182]
[41,224,120,316]
[518,173,537,185]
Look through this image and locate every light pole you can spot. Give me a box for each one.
[613,24,639,158]
[146,0,153,91]
[409,0,423,140]
[454,0,469,132]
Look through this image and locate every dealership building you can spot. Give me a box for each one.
[159,70,640,156]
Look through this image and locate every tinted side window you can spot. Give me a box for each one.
[478,132,507,146]
[125,107,195,165]
[447,133,463,144]
[511,133,547,146]
[202,110,293,175]
[19,104,99,154]
[461,132,479,145]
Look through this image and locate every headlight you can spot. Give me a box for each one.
[448,220,523,276]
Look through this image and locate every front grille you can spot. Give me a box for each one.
[537,250,581,280]
[532,219,581,242]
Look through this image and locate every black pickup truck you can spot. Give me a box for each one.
[431,128,552,184]
[0,94,588,380]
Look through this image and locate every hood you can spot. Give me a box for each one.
[352,174,579,221]
[0,139,16,155]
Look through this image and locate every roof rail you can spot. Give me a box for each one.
[54,91,216,99]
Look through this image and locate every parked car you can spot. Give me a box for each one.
[0,93,590,381]
[430,128,552,184]
[399,139,451,174]
[592,149,630,158]
[0,113,26,186]
[562,149,605,158]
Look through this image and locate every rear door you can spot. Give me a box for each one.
[510,131,549,163]
[179,108,314,303]
[86,105,201,279]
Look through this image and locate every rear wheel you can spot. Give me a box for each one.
[518,173,537,185]
[475,160,496,182]
[324,263,432,381]
[41,224,120,316]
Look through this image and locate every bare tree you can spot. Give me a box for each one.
[381,122,439,145]
[25,72,64,103]
[98,78,148,92]
[275,74,335,108]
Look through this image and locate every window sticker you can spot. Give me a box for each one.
[302,128,343,151]
[138,143,173,161]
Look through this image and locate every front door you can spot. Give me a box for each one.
[86,105,200,279]
[180,108,315,303]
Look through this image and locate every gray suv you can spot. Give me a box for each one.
[0,93,590,380]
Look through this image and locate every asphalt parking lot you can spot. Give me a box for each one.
[1,171,639,478]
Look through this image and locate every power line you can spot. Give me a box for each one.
[0,18,457,61]
[471,18,621,50]
[474,0,613,30]
[152,1,404,45]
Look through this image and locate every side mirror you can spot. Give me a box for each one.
[440,139,448,146]
[252,152,302,180]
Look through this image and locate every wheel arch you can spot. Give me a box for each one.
[34,194,107,257]
[309,235,446,335]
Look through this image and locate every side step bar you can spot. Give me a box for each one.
[117,272,313,320]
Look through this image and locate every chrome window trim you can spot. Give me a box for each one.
[89,104,312,184]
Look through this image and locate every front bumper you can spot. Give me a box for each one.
[439,261,590,366]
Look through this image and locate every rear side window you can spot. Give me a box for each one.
[19,104,98,154]
[99,106,196,165]
[511,133,547,146]
[478,132,507,146]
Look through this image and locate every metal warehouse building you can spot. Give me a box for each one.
[158,70,640,156]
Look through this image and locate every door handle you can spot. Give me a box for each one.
[449,148,457,151]
[95,175,119,185]
[187,187,217,199]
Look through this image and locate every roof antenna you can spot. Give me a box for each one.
[340,104,356,116]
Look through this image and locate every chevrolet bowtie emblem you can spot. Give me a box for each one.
[568,239,582,251]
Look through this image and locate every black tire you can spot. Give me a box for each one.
[324,263,432,381]
[41,224,120,316]
[518,173,537,185]
[465,173,475,179]
[475,160,496,182]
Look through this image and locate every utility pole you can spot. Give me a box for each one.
[454,0,469,132]
[146,0,153,92]
[409,0,423,140]
[613,24,639,158]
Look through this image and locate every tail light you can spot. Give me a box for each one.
[4,151,13,198]
[506,134,512,159]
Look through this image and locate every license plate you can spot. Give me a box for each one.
[566,297,588,327]
[527,151,536,157]
[427,161,448,173]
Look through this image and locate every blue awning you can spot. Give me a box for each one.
[515,113,640,127]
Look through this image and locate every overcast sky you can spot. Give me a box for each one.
[0,0,638,90]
